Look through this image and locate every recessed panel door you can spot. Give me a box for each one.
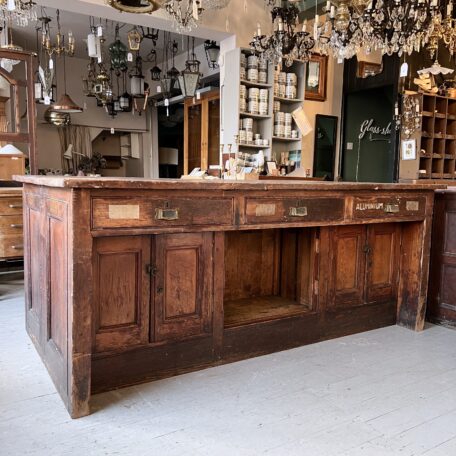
[153,232,213,342]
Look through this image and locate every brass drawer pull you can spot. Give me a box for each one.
[8,204,22,209]
[12,244,23,250]
[289,206,308,217]
[10,224,23,229]
[155,208,179,221]
[384,204,400,213]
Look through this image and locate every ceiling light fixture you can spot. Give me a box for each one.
[107,0,165,14]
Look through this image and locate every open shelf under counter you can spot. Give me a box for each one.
[240,112,272,120]
[224,296,310,328]
[240,79,272,89]
[274,96,304,104]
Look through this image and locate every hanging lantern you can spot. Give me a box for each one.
[127,27,142,51]
[130,55,145,97]
[150,65,162,81]
[204,40,220,69]
[119,92,132,111]
[109,26,128,73]
[178,37,202,98]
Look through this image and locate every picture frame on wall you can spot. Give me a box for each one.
[401,139,417,161]
[305,54,328,102]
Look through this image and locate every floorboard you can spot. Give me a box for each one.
[1,275,456,456]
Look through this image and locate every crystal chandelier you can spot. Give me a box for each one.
[0,0,37,27]
[316,0,441,60]
[250,5,315,67]
[394,94,422,139]
[164,0,204,32]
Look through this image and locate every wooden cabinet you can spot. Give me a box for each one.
[184,90,220,174]
[153,233,213,342]
[428,191,456,325]
[329,224,400,308]
[0,154,25,180]
[0,188,23,260]
[93,236,151,353]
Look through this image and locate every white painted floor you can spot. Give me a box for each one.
[1,275,456,456]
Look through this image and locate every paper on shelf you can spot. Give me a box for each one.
[292,107,313,138]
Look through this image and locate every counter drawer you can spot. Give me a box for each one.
[245,197,345,224]
[0,197,23,215]
[0,215,23,235]
[352,196,426,220]
[0,234,24,258]
[92,197,234,230]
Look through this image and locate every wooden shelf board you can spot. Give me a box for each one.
[240,79,272,89]
[432,153,443,158]
[435,113,447,118]
[444,154,455,159]
[432,173,443,178]
[274,96,303,104]
[240,112,271,119]
[422,111,434,117]
[272,136,301,142]
[434,134,445,138]
[238,143,270,149]
[224,295,310,328]
[447,115,456,120]
[420,154,432,159]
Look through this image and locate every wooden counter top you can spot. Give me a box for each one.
[14,175,445,191]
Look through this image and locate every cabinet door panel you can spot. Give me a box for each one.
[366,224,400,303]
[154,233,213,342]
[93,236,150,353]
[329,225,366,308]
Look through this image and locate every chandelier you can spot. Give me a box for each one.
[0,0,37,27]
[250,5,315,67]
[315,0,441,60]
[164,0,204,32]
[40,9,75,57]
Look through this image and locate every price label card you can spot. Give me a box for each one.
[400,62,409,77]
[127,52,133,62]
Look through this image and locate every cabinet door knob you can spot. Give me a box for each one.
[146,265,158,276]
[10,224,23,229]
[12,244,23,250]
[157,287,164,294]
[8,204,22,209]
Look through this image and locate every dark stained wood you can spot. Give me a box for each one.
[153,233,213,342]
[17,179,437,418]
[93,236,151,353]
[428,191,456,326]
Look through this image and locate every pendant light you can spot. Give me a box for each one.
[178,36,202,98]
[107,0,165,14]
[166,40,180,93]
[130,53,145,97]
[119,71,132,112]
[52,53,83,113]
[204,40,220,69]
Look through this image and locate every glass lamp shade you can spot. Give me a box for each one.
[167,66,180,92]
[109,39,129,72]
[119,91,132,112]
[52,93,83,113]
[113,99,122,112]
[161,76,172,97]
[204,40,220,68]
[130,74,145,97]
[150,65,162,81]
[34,81,43,101]
[44,107,71,126]
[178,67,201,98]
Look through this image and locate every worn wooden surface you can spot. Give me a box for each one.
[18,180,437,418]
[428,191,456,326]
[0,188,23,260]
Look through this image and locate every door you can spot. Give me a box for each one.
[329,225,366,308]
[93,236,151,353]
[153,232,213,342]
[184,90,220,174]
[365,224,400,303]
[184,100,203,174]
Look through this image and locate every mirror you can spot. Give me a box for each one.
[313,114,338,180]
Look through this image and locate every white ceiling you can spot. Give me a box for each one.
[12,5,207,62]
